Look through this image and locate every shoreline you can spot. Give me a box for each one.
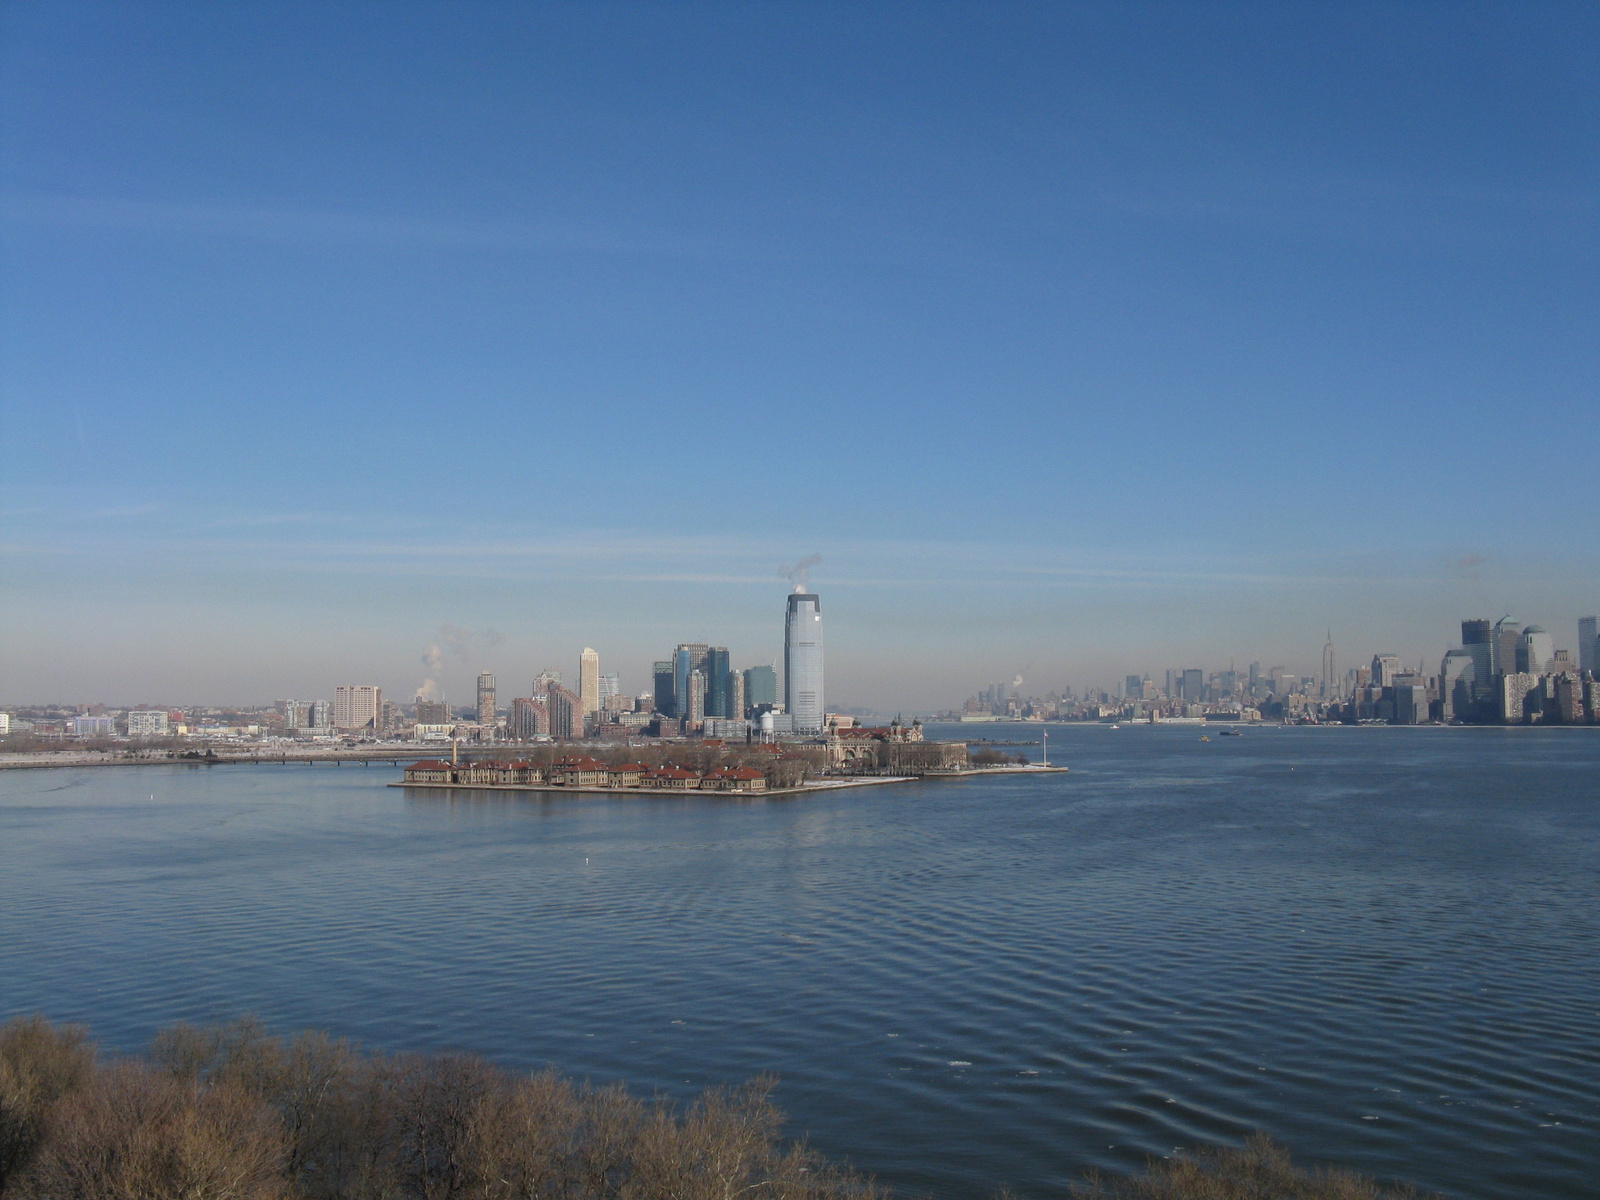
[389,763,1070,798]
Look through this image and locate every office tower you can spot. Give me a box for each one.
[687,670,707,731]
[598,672,620,708]
[334,685,382,732]
[706,647,731,718]
[744,665,778,712]
[730,669,746,720]
[1517,626,1554,675]
[1370,655,1402,689]
[1492,617,1521,676]
[653,661,676,715]
[1125,675,1144,701]
[477,672,497,727]
[1321,633,1336,699]
[579,648,600,715]
[415,699,450,725]
[1461,619,1493,694]
[545,683,583,739]
[784,590,824,732]
[1181,668,1204,702]
[508,697,549,739]
[1580,616,1598,674]
[1393,683,1428,725]
[673,643,709,720]
[1440,650,1476,721]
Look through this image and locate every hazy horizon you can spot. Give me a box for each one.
[3,3,1596,709]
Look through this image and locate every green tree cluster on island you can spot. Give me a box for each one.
[0,1017,1434,1200]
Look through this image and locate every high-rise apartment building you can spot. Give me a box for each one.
[477,672,497,727]
[729,669,746,720]
[579,648,600,716]
[687,670,707,731]
[416,699,450,725]
[744,665,778,713]
[334,685,382,732]
[784,591,824,732]
[1579,616,1598,674]
[545,683,583,739]
[508,696,549,740]
[127,710,170,737]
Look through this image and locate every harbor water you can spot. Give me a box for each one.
[1,722,1595,1198]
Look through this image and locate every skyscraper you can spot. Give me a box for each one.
[598,672,620,708]
[743,665,777,712]
[784,590,824,732]
[579,648,600,716]
[1517,626,1554,675]
[1370,655,1402,689]
[507,697,548,739]
[1580,616,1598,674]
[333,685,382,732]
[1461,619,1493,696]
[706,647,731,718]
[673,643,709,720]
[545,683,583,739]
[653,661,675,715]
[729,669,746,720]
[687,670,707,731]
[477,672,496,727]
[1320,632,1336,699]
[1492,617,1522,677]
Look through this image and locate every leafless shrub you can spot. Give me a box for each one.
[14,1058,285,1199]
[0,1016,95,1190]
[0,1021,1433,1200]
[1070,1133,1438,1200]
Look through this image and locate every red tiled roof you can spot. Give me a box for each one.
[408,760,450,770]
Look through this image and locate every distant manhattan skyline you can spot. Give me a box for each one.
[2,517,1593,709]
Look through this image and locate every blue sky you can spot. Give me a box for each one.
[2,2,1596,708]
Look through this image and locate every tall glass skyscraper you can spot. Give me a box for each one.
[784,591,824,732]
[673,643,709,720]
[706,647,731,718]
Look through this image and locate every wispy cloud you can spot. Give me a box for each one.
[0,191,756,261]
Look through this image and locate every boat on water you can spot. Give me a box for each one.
[1200,735,1211,742]
[1219,730,1242,737]
[1108,724,1120,730]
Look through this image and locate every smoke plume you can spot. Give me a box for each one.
[780,553,823,593]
